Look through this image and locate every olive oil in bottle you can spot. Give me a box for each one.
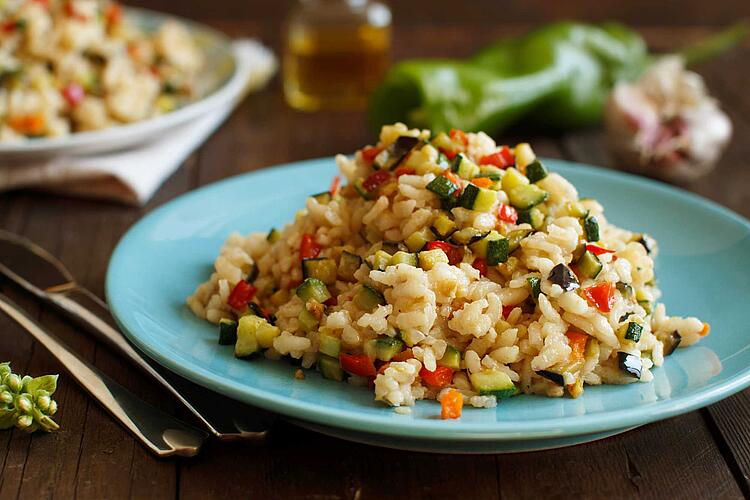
[283,0,391,112]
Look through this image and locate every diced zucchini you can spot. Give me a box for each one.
[506,228,532,253]
[318,355,344,381]
[372,250,392,271]
[470,231,509,265]
[354,285,386,312]
[501,167,529,191]
[418,249,450,270]
[255,321,281,348]
[525,160,549,183]
[452,153,480,180]
[338,251,362,281]
[617,352,642,379]
[548,264,580,292]
[514,143,535,169]
[235,315,263,358]
[527,276,542,299]
[311,191,332,204]
[616,282,634,301]
[431,212,457,239]
[508,184,548,210]
[660,331,681,356]
[436,151,451,169]
[459,184,496,212]
[298,309,320,332]
[577,251,603,279]
[354,178,373,200]
[405,227,434,252]
[267,228,281,244]
[375,337,405,362]
[218,319,238,345]
[479,164,503,177]
[583,215,600,242]
[635,287,652,314]
[302,258,338,285]
[381,241,404,254]
[450,227,489,245]
[437,345,461,370]
[617,321,643,343]
[431,132,454,151]
[564,201,589,218]
[319,333,342,358]
[296,278,332,303]
[469,369,519,399]
[426,175,458,199]
[390,251,418,267]
[517,207,545,230]
[537,370,564,386]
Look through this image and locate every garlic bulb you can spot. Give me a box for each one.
[604,57,731,182]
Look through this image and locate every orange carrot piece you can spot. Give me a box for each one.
[565,330,589,360]
[700,323,711,337]
[441,389,463,420]
[391,348,413,362]
[470,177,494,188]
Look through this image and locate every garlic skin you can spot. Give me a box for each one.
[605,57,732,182]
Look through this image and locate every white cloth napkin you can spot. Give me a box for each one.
[0,39,277,205]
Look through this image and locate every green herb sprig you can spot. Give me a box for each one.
[0,362,60,433]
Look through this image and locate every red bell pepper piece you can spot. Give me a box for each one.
[361,146,383,164]
[497,204,518,224]
[472,257,488,277]
[340,353,376,377]
[419,366,454,389]
[502,305,516,318]
[61,83,84,107]
[227,281,257,310]
[479,147,514,169]
[362,170,392,192]
[582,282,616,313]
[394,166,415,177]
[565,331,589,360]
[440,148,458,160]
[585,244,615,256]
[449,128,469,147]
[391,348,413,362]
[300,234,322,260]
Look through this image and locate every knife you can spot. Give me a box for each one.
[0,293,207,457]
[0,229,275,441]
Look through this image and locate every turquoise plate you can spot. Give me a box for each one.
[106,157,750,451]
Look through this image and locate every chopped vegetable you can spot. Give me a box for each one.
[267,228,281,243]
[418,248,450,270]
[472,257,488,277]
[235,315,262,358]
[311,191,332,204]
[340,353,377,377]
[361,146,383,164]
[440,389,463,420]
[362,170,392,193]
[469,369,518,398]
[617,321,643,343]
[337,251,362,281]
[470,177,494,189]
[329,176,341,196]
[517,207,545,229]
[479,147,514,168]
[501,167,528,191]
[375,337,405,362]
[438,345,461,370]
[62,83,84,107]
[577,250,603,279]
[426,175,459,199]
[319,355,344,381]
[227,281,257,310]
[374,136,420,170]
[565,331,589,360]
[296,278,332,303]
[660,331,682,355]
[404,227,435,252]
[452,154,480,180]
[548,264,580,291]
[431,212,458,239]
[319,333,342,358]
[582,282,616,312]
[506,228,532,253]
[497,204,518,224]
[583,215,600,242]
[618,352,642,379]
[425,240,462,265]
[458,184,496,212]
[450,227,489,246]
[586,244,615,256]
[300,234,322,260]
[527,276,542,299]
[390,251,418,267]
[372,250,392,271]
[537,370,564,386]
[302,258,337,285]
[354,285,386,312]
[508,184,548,210]
[525,159,549,183]
[419,366,454,389]
[470,231,509,265]
[616,282,635,301]
[394,166,415,177]
[298,309,320,332]
[218,319,238,345]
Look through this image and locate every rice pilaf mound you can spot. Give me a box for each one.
[187,123,709,413]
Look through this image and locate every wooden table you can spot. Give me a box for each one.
[2,2,750,498]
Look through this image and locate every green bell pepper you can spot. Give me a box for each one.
[369,21,747,135]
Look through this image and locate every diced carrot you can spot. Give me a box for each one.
[449,128,469,147]
[470,177,493,188]
[329,176,341,196]
[9,113,46,135]
[700,323,711,337]
[394,166,415,177]
[391,348,413,362]
[441,388,463,420]
[565,331,589,360]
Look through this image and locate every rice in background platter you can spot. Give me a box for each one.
[188,123,709,413]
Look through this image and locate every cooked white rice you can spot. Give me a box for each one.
[187,123,709,412]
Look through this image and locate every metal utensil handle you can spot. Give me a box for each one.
[0,294,206,457]
[47,287,273,441]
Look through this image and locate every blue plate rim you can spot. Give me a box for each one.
[106,156,750,441]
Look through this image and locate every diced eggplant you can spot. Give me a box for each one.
[381,241,406,254]
[635,233,657,254]
[354,285,386,312]
[296,278,331,303]
[547,264,580,292]
[527,276,542,299]
[245,263,259,283]
[302,257,338,285]
[660,331,682,356]
[617,352,642,379]
[247,302,265,318]
[616,282,634,301]
[311,191,332,204]
[337,251,362,281]
[536,370,565,386]
[267,228,281,244]
[374,136,420,170]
